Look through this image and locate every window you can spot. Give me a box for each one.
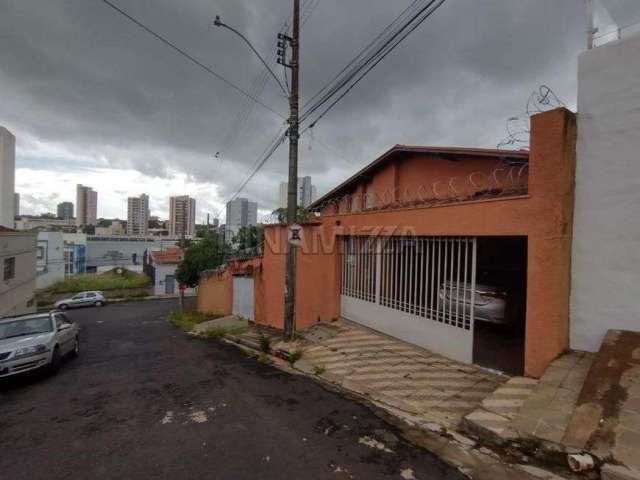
[3,257,15,281]
[86,293,96,298]
[36,246,45,260]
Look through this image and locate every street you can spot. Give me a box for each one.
[0,300,463,480]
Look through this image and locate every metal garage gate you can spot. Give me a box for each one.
[232,276,255,321]
[340,236,477,363]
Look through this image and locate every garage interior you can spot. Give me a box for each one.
[472,236,527,375]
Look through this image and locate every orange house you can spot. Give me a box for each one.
[199,108,576,378]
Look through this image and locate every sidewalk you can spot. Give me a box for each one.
[464,330,640,480]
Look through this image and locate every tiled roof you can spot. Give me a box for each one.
[150,247,184,264]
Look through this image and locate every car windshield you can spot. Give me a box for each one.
[0,317,54,340]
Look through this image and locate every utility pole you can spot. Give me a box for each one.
[283,0,300,341]
[213,1,300,340]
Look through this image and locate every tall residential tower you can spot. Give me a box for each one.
[169,196,196,237]
[225,197,258,243]
[279,176,317,209]
[0,127,16,228]
[76,185,98,227]
[127,194,150,236]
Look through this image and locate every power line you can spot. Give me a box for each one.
[218,0,446,211]
[98,0,285,119]
[301,0,424,111]
[300,0,446,128]
[215,127,289,218]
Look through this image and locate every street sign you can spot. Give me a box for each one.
[288,223,304,246]
[179,283,187,292]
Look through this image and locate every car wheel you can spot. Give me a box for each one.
[71,337,80,358]
[59,304,69,311]
[95,301,104,307]
[49,346,61,374]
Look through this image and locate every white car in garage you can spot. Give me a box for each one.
[0,311,80,378]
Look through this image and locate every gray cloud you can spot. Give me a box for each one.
[0,0,608,218]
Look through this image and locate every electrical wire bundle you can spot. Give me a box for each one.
[299,0,446,131]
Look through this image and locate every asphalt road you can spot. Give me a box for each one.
[0,300,464,480]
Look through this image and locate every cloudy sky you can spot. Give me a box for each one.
[0,0,636,222]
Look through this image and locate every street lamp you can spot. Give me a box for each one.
[213,15,289,96]
[213,3,300,342]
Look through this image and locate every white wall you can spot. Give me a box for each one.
[571,32,640,351]
[36,231,65,289]
[0,232,37,317]
[152,263,195,296]
[0,127,15,228]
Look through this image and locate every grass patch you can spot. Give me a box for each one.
[168,310,211,332]
[258,334,271,353]
[257,352,273,365]
[313,365,326,376]
[47,268,150,294]
[201,325,247,339]
[289,349,304,364]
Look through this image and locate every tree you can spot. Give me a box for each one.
[233,225,263,251]
[175,232,227,287]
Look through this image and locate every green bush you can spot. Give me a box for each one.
[47,269,150,294]
[168,310,211,332]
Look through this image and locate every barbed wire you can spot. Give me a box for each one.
[497,85,565,150]
[309,163,529,214]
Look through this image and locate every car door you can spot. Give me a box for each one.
[84,292,97,306]
[54,313,75,354]
[70,293,85,308]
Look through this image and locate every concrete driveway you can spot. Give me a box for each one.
[0,300,464,480]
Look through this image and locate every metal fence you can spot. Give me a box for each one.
[341,236,477,331]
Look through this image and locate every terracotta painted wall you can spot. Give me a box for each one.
[198,271,232,316]
[310,108,576,377]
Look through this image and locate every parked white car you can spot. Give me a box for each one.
[439,282,508,324]
[54,291,106,310]
[0,311,80,378]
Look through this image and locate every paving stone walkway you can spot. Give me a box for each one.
[298,320,507,429]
